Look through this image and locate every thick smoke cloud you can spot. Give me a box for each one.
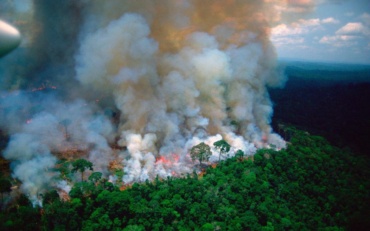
[0,0,311,204]
[1,93,115,204]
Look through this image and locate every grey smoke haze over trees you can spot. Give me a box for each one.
[0,0,315,204]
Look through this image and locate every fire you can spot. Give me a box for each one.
[0,0,290,204]
[154,154,182,177]
[155,154,180,165]
[156,156,171,165]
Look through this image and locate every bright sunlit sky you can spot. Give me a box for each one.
[272,0,370,64]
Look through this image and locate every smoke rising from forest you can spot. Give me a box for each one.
[0,0,314,205]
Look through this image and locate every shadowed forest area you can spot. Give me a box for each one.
[271,61,370,157]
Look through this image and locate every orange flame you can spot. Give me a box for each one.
[155,154,180,165]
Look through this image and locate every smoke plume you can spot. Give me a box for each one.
[0,0,313,204]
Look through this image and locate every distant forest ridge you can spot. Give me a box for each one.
[278,60,370,85]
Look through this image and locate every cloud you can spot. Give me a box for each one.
[270,24,304,47]
[271,17,329,47]
[271,17,332,38]
[271,23,305,36]
[272,36,305,46]
[336,22,370,36]
[296,18,321,26]
[320,18,370,49]
[322,17,340,24]
[272,18,320,36]
[319,35,359,47]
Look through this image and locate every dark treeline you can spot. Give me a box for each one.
[1,128,369,230]
[271,62,370,157]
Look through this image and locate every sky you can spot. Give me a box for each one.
[0,0,369,65]
[271,0,370,64]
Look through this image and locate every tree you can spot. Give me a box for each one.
[213,140,231,161]
[123,225,145,231]
[235,150,244,161]
[201,223,214,230]
[89,172,102,184]
[190,142,212,164]
[42,190,60,205]
[56,159,72,181]
[71,159,93,181]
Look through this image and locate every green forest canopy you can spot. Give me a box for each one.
[1,128,369,230]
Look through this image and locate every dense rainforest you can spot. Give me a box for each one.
[1,61,370,230]
[1,127,369,230]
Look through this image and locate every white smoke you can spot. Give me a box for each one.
[1,96,115,204]
[74,9,287,183]
[0,0,318,204]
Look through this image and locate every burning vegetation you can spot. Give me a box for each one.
[1,2,370,230]
[0,0,318,205]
